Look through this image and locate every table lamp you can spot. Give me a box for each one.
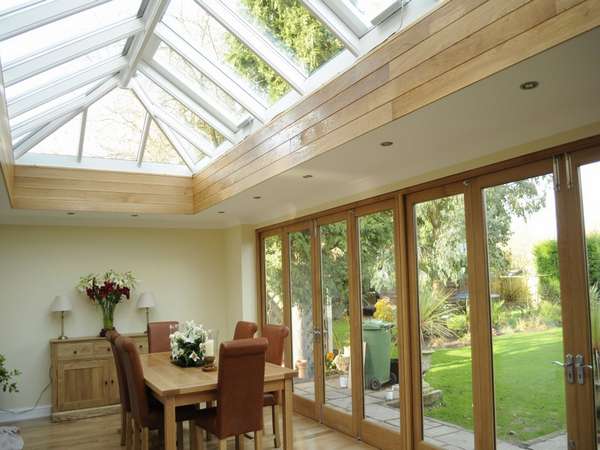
[137,292,156,332]
[51,295,72,340]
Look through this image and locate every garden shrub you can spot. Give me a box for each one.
[534,234,600,302]
[538,301,562,327]
[447,312,469,337]
[497,276,531,306]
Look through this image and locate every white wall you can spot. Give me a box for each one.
[0,224,251,416]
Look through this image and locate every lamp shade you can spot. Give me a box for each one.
[136,292,156,309]
[51,295,72,312]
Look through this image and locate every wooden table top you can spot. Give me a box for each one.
[140,352,296,397]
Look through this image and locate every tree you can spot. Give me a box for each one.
[225,0,344,102]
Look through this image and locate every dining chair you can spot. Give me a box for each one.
[262,324,290,448]
[233,321,258,340]
[106,330,131,449]
[147,321,178,353]
[194,338,268,450]
[115,336,200,450]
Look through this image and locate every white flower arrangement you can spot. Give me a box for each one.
[169,321,208,367]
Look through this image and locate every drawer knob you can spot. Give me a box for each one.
[107,348,111,352]
[73,350,77,355]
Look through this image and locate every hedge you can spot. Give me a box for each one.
[534,233,600,302]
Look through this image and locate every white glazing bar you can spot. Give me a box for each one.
[140,61,241,141]
[7,56,126,118]
[77,107,87,162]
[137,112,152,166]
[0,0,111,41]
[130,80,210,170]
[194,0,306,93]
[120,0,172,87]
[299,0,360,56]
[3,18,144,86]
[153,23,267,122]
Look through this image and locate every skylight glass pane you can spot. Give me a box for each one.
[6,40,126,101]
[0,1,141,63]
[29,113,81,157]
[136,73,225,147]
[9,79,105,126]
[162,0,290,105]
[153,42,246,122]
[144,121,184,165]
[83,88,145,161]
[175,132,206,165]
[346,0,398,23]
[228,0,344,75]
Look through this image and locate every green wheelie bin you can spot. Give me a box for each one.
[362,319,393,390]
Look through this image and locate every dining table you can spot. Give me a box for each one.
[140,352,296,450]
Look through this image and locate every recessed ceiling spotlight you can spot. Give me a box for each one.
[131,214,139,217]
[520,80,539,90]
[66,212,75,216]
[380,141,393,147]
[217,211,225,214]
[302,174,313,179]
[253,196,262,200]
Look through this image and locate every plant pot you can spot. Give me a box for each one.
[339,375,349,388]
[421,348,434,374]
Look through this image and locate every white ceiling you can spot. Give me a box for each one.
[1,27,599,230]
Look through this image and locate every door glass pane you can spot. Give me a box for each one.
[579,160,600,448]
[320,220,352,413]
[358,210,400,429]
[289,230,315,400]
[264,235,284,325]
[414,194,474,449]
[484,174,567,448]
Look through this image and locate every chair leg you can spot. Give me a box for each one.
[141,427,149,450]
[133,421,141,450]
[193,424,205,450]
[120,408,127,446]
[190,421,197,450]
[272,405,281,448]
[125,413,133,450]
[235,435,245,450]
[218,438,227,450]
[254,431,263,450]
[176,422,184,450]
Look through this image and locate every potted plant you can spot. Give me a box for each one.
[78,270,137,336]
[170,321,209,368]
[0,355,24,450]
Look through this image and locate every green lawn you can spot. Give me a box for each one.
[425,328,566,443]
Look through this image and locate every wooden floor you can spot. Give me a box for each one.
[16,411,376,450]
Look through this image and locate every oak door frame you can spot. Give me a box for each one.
[405,181,473,450]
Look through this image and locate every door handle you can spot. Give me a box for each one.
[574,354,593,385]
[312,329,322,341]
[552,354,574,384]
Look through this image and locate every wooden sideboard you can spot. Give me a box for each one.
[50,333,148,421]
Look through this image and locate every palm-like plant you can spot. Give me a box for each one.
[418,282,456,347]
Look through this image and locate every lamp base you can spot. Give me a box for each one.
[57,335,69,340]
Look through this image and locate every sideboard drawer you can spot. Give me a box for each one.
[93,341,114,357]
[132,337,148,354]
[56,342,94,360]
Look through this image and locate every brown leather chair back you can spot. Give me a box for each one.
[115,336,152,427]
[262,324,289,366]
[233,321,258,340]
[216,338,268,437]
[106,330,130,412]
[148,321,178,353]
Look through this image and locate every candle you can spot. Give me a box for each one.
[205,339,214,357]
